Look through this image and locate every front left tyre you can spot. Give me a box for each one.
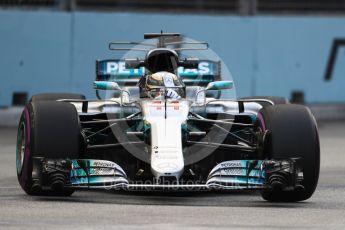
[16,101,82,196]
[257,104,320,202]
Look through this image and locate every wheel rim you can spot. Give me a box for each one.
[16,122,26,175]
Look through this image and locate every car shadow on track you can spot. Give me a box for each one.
[31,189,314,209]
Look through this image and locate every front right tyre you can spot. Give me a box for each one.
[16,101,82,196]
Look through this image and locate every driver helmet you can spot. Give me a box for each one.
[145,72,185,99]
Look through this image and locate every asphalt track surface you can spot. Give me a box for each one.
[0,122,345,230]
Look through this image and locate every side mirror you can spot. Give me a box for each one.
[94,81,121,90]
[206,81,233,90]
[125,59,145,69]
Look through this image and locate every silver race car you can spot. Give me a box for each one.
[16,33,319,202]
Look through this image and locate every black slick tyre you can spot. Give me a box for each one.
[257,104,320,202]
[16,101,81,196]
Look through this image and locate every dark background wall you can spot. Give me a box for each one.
[0,9,345,106]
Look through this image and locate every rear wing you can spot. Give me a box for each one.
[96,59,221,86]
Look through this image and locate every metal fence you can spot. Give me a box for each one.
[1,0,345,14]
[258,0,345,13]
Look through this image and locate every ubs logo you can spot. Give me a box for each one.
[324,38,345,81]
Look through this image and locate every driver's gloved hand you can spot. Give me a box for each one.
[166,89,181,99]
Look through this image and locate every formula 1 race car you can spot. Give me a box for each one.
[16,33,320,202]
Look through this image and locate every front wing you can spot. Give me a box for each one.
[32,158,303,192]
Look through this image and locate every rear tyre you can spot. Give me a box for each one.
[16,101,81,196]
[30,93,85,102]
[240,96,289,107]
[257,104,320,202]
